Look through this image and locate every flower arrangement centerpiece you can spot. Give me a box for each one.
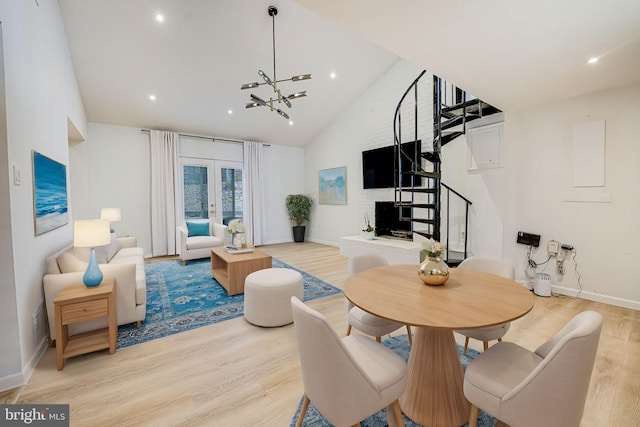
[227,219,246,248]
[228,219,245,234]
[419,238,449,286]
[422,238,444,258]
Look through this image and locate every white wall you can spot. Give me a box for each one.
[0,0,88,390]
[502,84,640,309]
[304,60,425,245]
[86,123,151,254]
[85,124,305,255]
[263,144,306,244]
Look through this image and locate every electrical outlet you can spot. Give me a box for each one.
[548,240,559,256]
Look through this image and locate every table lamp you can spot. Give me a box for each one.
[74,219,111,287]
[100,207,121,233]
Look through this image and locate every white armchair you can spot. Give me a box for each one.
[177,219,227,265]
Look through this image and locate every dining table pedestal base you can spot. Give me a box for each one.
[399,327,470,427]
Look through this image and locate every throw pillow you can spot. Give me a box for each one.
[186,221,210,237]
[57,247,91,273]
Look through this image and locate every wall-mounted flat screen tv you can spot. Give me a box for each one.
[362,140,422,189]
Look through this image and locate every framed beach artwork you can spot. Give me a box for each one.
[32,151,68,235]
[319,166,347,205]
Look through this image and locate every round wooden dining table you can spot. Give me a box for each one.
[344,264,534,427]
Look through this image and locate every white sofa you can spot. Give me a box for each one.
[43,236,146,340]
[177,219,227,265]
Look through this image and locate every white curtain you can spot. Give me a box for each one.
[243,141,264,246]
[150,130,183,256]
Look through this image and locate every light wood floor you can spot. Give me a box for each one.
[2,242,639,426]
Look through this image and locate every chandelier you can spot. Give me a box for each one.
[241,6,311,120]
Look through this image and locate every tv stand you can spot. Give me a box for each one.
[340,235,423,265]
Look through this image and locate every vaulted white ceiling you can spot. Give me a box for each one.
[296,0,640,111]
[59,0,640,147]
[58,0,399,147]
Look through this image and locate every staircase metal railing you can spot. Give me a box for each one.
[392,70,499,263]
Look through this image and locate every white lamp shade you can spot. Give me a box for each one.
[100,207,121,222]
[74,219,111,248]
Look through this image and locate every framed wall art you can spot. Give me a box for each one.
[32,151,68,235]
[319,166,346,205]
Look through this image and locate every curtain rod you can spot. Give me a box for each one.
[140,129,269,146]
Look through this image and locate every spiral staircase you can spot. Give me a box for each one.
[393,71,501,262]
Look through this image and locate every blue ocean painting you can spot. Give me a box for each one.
[319,166,346,205]
[33,151,68,235]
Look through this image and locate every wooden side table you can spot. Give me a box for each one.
[53,279,117,370]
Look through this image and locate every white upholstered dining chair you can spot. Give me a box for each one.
[290,297,407,427]
[346,254,412,345]
[463,310,602,427]
[455,257,515,353]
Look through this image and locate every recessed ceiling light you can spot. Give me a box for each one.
[588,57,599,64]
[155,14,165,23]
[289,121,294,126]
[228,109,233,115]
[149,94,156,101]
[330,72,337,79]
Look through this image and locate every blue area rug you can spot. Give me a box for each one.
[290,335,496,427]
[117,258,342,348]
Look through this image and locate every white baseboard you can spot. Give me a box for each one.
[308,238,338,247]
[0,336,48,394]
[552,285,640,311]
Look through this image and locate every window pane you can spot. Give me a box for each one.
[183,165,208,219]
[221,167,243,225]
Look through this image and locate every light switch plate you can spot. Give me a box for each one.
[12,163,21,185]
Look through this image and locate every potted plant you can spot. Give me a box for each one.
[362,213,375,240]
[286,194,312,242]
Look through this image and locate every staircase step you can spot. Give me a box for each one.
[402,217,436,225]
[397,187,438,194]
[442,127,464,134]
[397,202,436,209]
[442,100,501,118]
[421,151,440,164]
[440,115,464,131]
[408,170,440,179]
[413,230,435,239]
[436,132,464,146]
[445,258,463,267]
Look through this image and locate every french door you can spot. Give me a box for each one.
[182,159,244,225]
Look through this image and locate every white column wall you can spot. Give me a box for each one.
[86,123,152,254]
[263,144,306,244]
[0,0,88,390]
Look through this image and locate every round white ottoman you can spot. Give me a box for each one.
[244,268,304,327]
